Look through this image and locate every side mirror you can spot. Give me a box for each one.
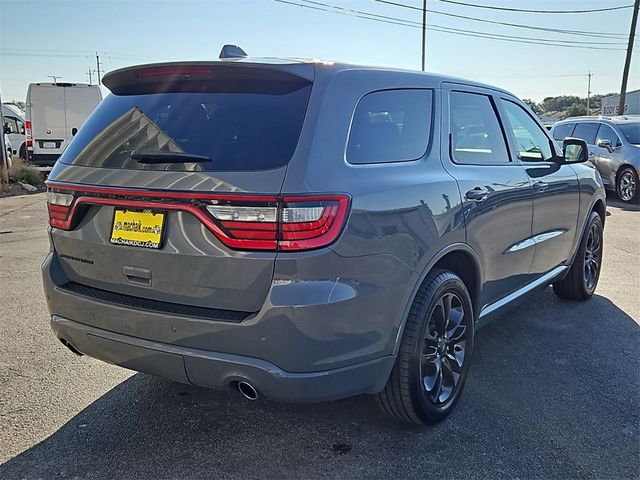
[562,137,589,163]
[597,139,613,153]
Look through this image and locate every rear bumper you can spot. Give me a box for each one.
[51,315,395,402]
[28,152,60,166]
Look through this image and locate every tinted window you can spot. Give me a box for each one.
[596,124,622,147]
[450,92,509,164]
[553,123,575,141]
[618,123,640,144]
[347,89,432,164]
[572,122,599,145]
[60,85,311,171]
[501,99,554,161]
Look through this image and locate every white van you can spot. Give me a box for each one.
[25,83,102,166]
[2,103,27,159]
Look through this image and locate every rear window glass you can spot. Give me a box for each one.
[572,122,599,145]
[618,123,640,144]
[552,123,575,141]
[59,85,311,171]
[347,89,432,164]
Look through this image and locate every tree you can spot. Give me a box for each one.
[523,98,542,114]
[564,103,587,118]
[8,100,25,111]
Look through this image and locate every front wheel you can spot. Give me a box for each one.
[553,211,603,301]
[377,270,474,425]
[616,166,638,203]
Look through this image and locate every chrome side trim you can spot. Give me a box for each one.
[505,229,567,253]
[505,237,536,253]
[479,265,568,319]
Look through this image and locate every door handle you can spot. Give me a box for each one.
[533,181,549,193]
[465,187,489,202]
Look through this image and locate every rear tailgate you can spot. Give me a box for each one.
[46,61,314,315]
[30,85,66,154]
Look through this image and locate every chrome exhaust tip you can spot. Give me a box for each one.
[237,381,258,401]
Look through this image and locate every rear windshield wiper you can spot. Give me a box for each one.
[130,150,211,164]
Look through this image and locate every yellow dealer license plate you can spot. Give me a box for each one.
[110,209,165,249]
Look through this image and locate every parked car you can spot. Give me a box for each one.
[25,82,102,167]
[3,132,12,168]
[42,51,606,425]
[2,103,27,160]
[552,116,640,202]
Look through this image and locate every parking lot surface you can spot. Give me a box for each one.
[0,193,638,479]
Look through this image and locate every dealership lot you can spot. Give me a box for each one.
[0,193,638,479]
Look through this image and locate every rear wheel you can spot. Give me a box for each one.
[377,270,474,425]
[553,211,603,300]
[616,166,638,203]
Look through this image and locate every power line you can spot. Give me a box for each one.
[433,0,634,14]
[272,0,630,50]
[297,0,627,44]
[371,0,633,39]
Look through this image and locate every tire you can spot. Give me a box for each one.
[19,143,26,161]
[553,211,603,301]
[616,166,639,203]
[377,269,474,425]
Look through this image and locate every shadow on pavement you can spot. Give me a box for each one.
[606,192,640,212]
[1,289,638,479]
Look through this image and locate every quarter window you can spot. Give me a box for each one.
[500,100,554,161]
[596,124,622,147]
[347,89,433,164]
[449,92,510,164]
[552,123,575,141]
[572,123,599,145]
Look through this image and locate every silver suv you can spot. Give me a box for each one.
[552,116,640,202]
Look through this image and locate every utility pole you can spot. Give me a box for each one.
[421,0,427,71]
[47,75,62,84]
[586,71,593,114]
[95,52,102,85]
[619,0,639,115]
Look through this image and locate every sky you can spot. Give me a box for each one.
[0,0,638,104]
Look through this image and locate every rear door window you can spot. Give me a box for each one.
[449,91,510,164]
[60,84,312,171]
[552,123,575,141]
[596,124,622,147]
[572,122,599,145]
[347,89,432,164]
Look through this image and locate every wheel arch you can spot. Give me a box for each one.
[392,243,482,355]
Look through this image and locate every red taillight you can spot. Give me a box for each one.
[46,190,74,229]
[46,183,350,252]
[25,120,32,148]
[136,66,213,78]
[279,196,350,251]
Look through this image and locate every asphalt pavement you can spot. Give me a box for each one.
[0,193,638,479]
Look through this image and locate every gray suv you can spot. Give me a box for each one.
[42,55,606,425]
[552,116,640,202]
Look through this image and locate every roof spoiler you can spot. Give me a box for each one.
[219,45,247,60]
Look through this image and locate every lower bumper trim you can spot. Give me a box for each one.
[51,315,395,403]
